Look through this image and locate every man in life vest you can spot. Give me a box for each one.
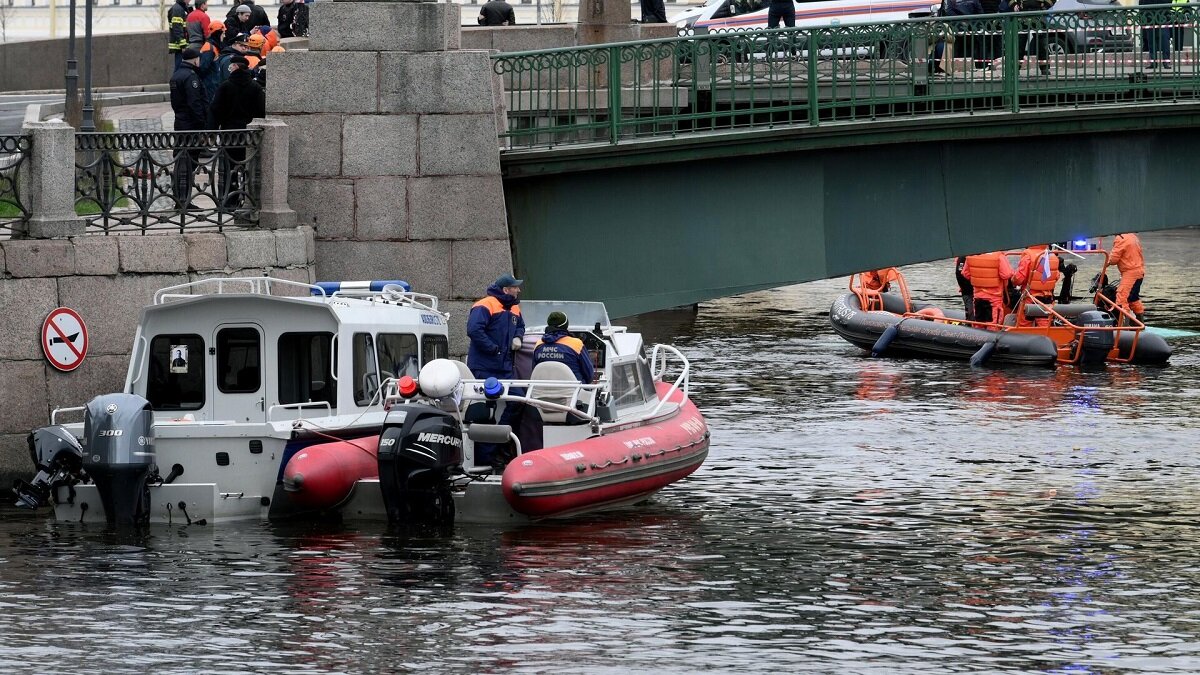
[533,312,595,384]
[861,267,900,293]
[1108,233,1146,321]
[961,251,1014,325]
[1013,244,1072,326]
[467,274,526,380]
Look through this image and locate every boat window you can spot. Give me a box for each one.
[421,334,449,364]
[609,361,650,410]
[146,334,205,410]
[638,358,658,403]
[217,327,261,394]
[377,333,419,379]
[352,333,379,406]
[278,332,336,407]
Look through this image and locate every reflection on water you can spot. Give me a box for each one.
[1,232,1199,673]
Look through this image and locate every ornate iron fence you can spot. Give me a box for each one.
[75,130,262,234]
[0,135,31,235]
[495,5,1200,149]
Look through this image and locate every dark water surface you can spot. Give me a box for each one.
[3,231,1199,674]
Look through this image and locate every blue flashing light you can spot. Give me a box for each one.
[483,377,503,399]
[311,280,412,296]
[1072,239,1089,251]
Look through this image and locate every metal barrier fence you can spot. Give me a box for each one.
[0,136,31,235]
[494,5,1200,149]
[75,130,262,234]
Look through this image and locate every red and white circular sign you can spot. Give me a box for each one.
[41,307,89,372]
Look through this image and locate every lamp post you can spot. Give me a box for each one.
[81,0,95,132]
[65,0,79,126]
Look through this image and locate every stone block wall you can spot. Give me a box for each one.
[0,228,316,485]
[269,1,514,360]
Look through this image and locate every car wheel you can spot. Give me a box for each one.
[1047,35,1072,56]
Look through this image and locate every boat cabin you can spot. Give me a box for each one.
[124,278,450,424]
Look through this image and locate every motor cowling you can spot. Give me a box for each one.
[1078,310,1115,365]
[12,425,85,509]
[82,393,156,527]
[377,404,464,527]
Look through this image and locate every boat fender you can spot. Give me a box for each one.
[871,322,902,357]
[915,307,945,320]
[969,339,998,367]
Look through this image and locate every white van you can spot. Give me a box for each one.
[671,0,936,32]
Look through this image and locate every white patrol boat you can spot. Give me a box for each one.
[15,278,710,528]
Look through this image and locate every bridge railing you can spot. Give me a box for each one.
[75,130,262,234]
[0,135,31,235]
[493,5,1200,149]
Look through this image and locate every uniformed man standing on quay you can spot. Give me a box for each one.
[169,47,208,207]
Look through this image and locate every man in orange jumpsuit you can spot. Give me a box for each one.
[1108,233,1146,321]
[961,251,1014,325]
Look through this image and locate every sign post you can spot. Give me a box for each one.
[41,307,89,372]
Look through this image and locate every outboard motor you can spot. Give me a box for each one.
[376,359,466,527]
[1077,310,1116,365]
[377,405,464,527]
[12,425,85,509]
[82,393,157,527]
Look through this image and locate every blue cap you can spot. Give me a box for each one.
[495,274,523,288]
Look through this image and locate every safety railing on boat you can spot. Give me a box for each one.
[328,284,443,313]
[458,378,605,423]
[647,343,691,418]
[850,268,912,313]
[154,276,327,304]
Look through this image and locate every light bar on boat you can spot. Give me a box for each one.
[311,280,412,296]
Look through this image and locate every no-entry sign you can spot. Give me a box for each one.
[41,307,89,372]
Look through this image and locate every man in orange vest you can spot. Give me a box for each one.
[861,267,900,293]
[961,251,1014,325]
[467,274,526,379]
[1013,245,1063,302]
[1108,233,1146,321]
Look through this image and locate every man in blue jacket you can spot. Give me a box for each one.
[466,274,526,379]
[533,311,594,384]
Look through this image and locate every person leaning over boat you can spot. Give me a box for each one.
[533,312,595,384]
[955,256,975,321]
[467,274,526,379]
[1108,233,1146,321]
[961,251,1014,325]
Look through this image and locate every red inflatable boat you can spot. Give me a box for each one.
[501,383,710,518]
[282,436,379,509]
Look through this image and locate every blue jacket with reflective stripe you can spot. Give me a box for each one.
[466,285,524,378]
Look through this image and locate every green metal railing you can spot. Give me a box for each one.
[493,5,1200,150]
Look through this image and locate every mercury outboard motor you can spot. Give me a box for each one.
[83,393,157,527]
[377,405,464,527]
[1077,310,1116,365]
[12,425,85,509]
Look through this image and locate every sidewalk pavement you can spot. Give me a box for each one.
[102,102,174,133]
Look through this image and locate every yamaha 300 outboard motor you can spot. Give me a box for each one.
[12,425,85,509]
[83,393,157,527]
[377,404,464,528]
[1078,310,1116,366]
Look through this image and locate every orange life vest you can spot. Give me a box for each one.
[1022,247,1059,295]
[965,253,1004,292]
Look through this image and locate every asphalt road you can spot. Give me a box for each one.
[0,95,65,135]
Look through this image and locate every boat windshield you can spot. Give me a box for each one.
[521,301,611,329]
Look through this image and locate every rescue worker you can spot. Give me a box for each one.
[862,267,899,293]
[1013,244,1075,303]
[533,312,595,385]
[168,47,207,207]
[198,20,225,106]
[168,0,191,69]
[466,274,526,380]
[209,53,265,209]
[955,256,974,321]
[961,250,1014,325]
[1108,232,1146,321]
[185,0,210,51]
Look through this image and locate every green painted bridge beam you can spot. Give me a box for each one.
[504,104,1200,318]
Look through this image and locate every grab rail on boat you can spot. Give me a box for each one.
[330,284,443,313]
[647,343,691,418]
[154,277,328,304]
[849,268,911,314]
[267,401,334,422]
[50,406,86,425]
[458,378,604,423]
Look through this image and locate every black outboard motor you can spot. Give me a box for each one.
[83,393,157,527]
[377,405,464,527]
[12,425,85,509]
[1077,310,1116,365]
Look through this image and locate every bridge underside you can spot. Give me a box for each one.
[503,103,1200,318]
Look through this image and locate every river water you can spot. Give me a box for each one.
[2,231,1199,674]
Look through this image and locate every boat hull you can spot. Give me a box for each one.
[501,386,709,519]
[281,436,380,509]
[830,293,1059,366]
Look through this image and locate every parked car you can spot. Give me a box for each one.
[1046,0,1136,54]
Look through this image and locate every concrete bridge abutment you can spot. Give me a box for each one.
[268,0,514,353]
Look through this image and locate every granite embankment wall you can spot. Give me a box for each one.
[0,32,172,93]
[0,228,315,482]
